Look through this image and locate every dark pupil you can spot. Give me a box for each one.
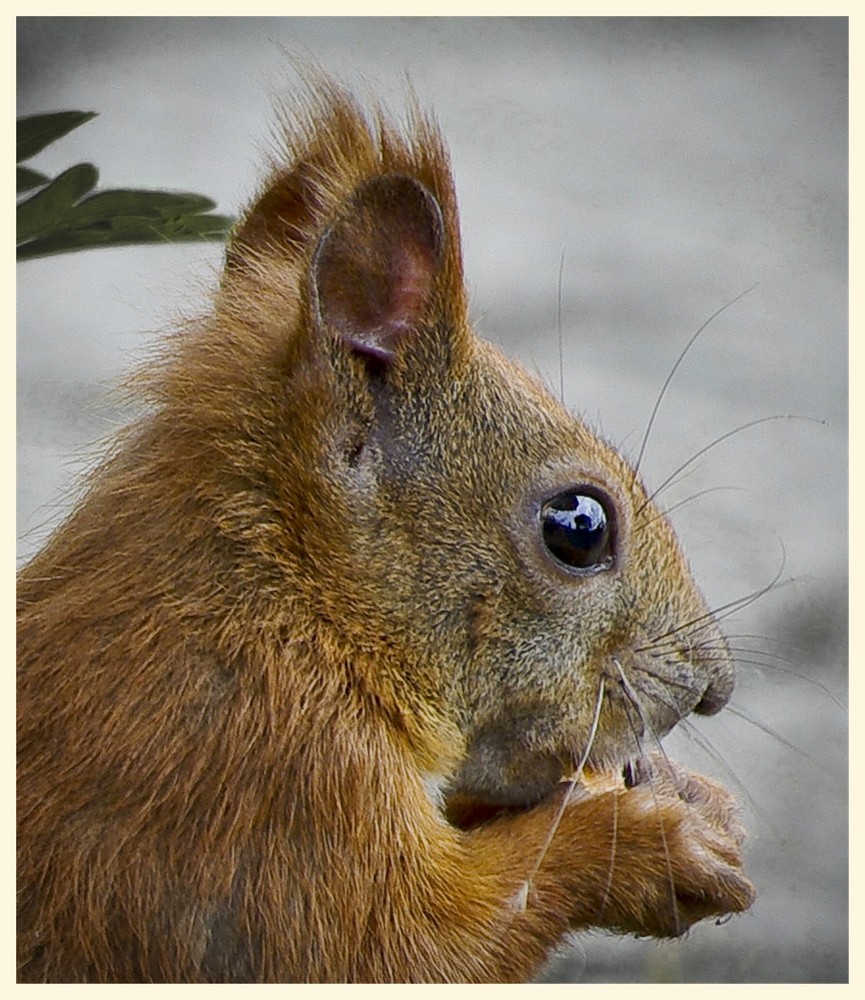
[541,492,612,571]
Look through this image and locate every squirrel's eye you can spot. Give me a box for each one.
[540,490,615,573]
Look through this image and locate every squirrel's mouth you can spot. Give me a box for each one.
[444,755,654,830]
[565,754,652,794]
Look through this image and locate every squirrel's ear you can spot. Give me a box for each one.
[311,176,444,364]
[225,163,322,272]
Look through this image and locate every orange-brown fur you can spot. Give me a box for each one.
[17,77,754,983]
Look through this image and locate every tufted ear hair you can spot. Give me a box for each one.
[310,175,445,365]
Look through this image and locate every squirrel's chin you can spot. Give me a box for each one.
[447,753,566,810]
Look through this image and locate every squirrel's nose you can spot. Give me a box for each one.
[693,672,734,716]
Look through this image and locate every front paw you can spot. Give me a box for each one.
[582,758,755,938]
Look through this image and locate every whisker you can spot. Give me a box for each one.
[730,660,846,712]
[633,486,744,533]
[642,554,786,649]
[672,638,805,670]
[709,579,804,632]
[726,654,808,672]
[623,659,775,836]
[636,415,827,516]
[723,702,836,774]
[673,715,774,836]
[723,644,799,662]
[630,657,706,698]
[611,658,681,934]
[636,621,845,714]
[627,668,770,829]
[519,677,605,910]
[630,284,758,488]
[556,246,566,406]
[723,631,813,657]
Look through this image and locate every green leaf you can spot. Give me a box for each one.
[17,165,50,193]
[15,109,234,261]
[16,213,234,261]
[16,163,99,244]
[17,111,98,163]
[65,189,218,226]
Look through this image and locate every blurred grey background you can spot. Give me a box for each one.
[16,17,847,983]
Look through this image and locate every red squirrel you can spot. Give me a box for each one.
[17,76,755,983]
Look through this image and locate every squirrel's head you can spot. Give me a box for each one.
[185,80,735,809]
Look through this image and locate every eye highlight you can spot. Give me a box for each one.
[539,489,615,573]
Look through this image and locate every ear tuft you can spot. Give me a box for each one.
[311,176,444,363]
